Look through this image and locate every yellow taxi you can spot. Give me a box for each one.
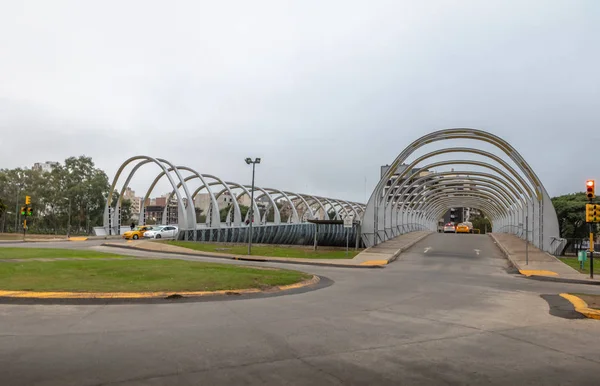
[456,223,471,234]
[122,225,154,240]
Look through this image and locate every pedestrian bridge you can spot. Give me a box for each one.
[101,128,565,254]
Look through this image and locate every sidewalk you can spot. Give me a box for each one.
[351,231,433,265]
[490,233,598,284]
[102,231,432,268]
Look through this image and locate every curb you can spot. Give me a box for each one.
[0,275,321,300]
[101,243,383,269]
[489,234,600,286]
[387,232,433,264]
[559,293,600,320]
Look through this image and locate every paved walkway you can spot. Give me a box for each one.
[351,231,433,265]
[490,232,597,283]
[102,231,432,267]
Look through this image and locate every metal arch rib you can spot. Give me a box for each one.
[222,182,265,225]
[393,170,526,214]
[302,195,328,220]
[372,128,544,203]
[261,188,300,223]
[104,156,192,234]
[419,195,507,224]
[383,147,535,209]
[283,192,316,220]
[250,190,282,224]
[415,189,509,219]
[393,174,525,230]
[379,159,532,235]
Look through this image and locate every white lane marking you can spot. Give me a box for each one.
[474,249,480,255]
[424,247,431,253]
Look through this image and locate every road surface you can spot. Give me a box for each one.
[1,234,600,385]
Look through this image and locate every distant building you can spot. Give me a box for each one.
[32,161,60,173]
[123,187,142,221]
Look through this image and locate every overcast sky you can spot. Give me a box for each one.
[1,0,599,202]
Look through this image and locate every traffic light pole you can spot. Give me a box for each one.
[590,220,594,280]
[586,180,596,279]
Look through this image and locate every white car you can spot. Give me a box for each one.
[143,225,178,239]
[443,223,456,233]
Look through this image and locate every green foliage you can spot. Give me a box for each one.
[219,204,250,222]
[470,213,492,234]
[551,192,589,240]
[0,156,109,234]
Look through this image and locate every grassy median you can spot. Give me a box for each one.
[161,241,360,259]
[559,257,592,274]
[0,259,311,292]
[0,248,126,260]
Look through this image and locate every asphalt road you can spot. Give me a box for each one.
[1,234,600,385]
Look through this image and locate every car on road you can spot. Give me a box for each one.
[456,223,471,233]
[443,223,456,233]
[143,225,179,239]
[122,225,154,240]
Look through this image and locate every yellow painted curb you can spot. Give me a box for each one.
[0,275,320,299]
[560,293,600,320]
[519,270,558,277]
[68,237,88,241]
[360,260,388,266]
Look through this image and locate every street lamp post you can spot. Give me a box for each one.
[245,157,261,255]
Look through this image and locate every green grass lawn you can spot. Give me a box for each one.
[560,257,593,274]
[161,241,361,259]
[0,259,311,292]
[0,248,126,260]
[0,233,66,240]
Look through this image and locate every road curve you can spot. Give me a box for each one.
[1,234,600,385]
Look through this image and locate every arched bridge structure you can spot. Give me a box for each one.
[361,128,565,255]
[102,156,365,246]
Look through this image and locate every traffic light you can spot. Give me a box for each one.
[586,204,600,223]
[25,195,31,205]
[586,180,595,200]
[27,207,33,216]
[20,206,26,216]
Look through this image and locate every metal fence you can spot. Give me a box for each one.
[178,223,360,247]
[561,238,600,255]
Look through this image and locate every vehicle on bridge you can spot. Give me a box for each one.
[443,223,456,233]
[122,225,154,240]
[143,225,178,239]
[456,223,471,233]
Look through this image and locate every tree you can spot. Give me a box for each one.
[219,204,250,223]
[0,198,6,233]
[0,156,109,234]
[551,193,594,254]
[470,213,492,234]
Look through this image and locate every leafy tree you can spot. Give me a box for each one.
[470,213,492,234]
[0,156,109,234]
[551,192,596,253]
[219,204,250,222]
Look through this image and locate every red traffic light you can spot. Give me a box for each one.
[587,180,595,199]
